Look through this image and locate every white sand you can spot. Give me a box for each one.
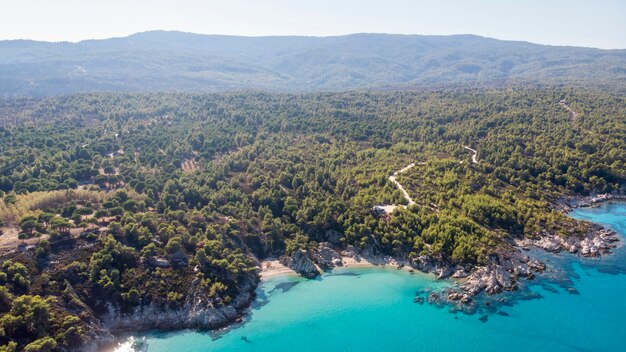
[259,259,298,280]
[260,255,416,281]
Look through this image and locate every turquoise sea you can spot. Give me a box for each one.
[119,202,626,352]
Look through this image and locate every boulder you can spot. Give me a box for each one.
[535,236,560,252]
[484,271,500,295]
[341,245,359,258]
[460,265,515,296]
[313,242,342,270]
[427,292,440,304]
[412,255,434,272]
[282,250,319,278]
[461,294,472,304]
[436,266,453,279]
[452,267,469,278]
[527,259,546,272]
[148,256,171,268]
[513,263,532,278]
[447,291,463,301]
[494,266,514,290]
[460,267,488,295]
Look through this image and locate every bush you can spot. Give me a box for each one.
[23,337,57,352]
[0,342,17,352]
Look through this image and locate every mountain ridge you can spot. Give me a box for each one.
[1,31,625,96]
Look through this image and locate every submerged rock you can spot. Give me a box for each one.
[427,292,439,302]
[447,291,464,301]
[527,260,546,272]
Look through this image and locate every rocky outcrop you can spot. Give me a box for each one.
[447,289,472,304]
[555,189,626,211]
[61,283,117,352]
[97,273,258,350]
[82,331,115,352]
[340,245,359,258]
[280,222,620,313]
[460,265,509,295]
[452,267,469,278]
[281,250,320,278]
[313,242,343,270]
[516,227,619,257]
[435,266,453,280]
[147,256,171,267]
[411,255,434,272]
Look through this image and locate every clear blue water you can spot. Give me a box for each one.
[121,202,626,352]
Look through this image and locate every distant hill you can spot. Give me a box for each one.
[0,31,625,96]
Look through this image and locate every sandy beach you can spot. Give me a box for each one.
[260,255,416,281]
[259,259,298,279]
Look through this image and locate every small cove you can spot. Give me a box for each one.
[117,202,626,352]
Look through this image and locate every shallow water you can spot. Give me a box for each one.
[120,202,626,352]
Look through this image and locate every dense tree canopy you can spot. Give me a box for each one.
[0,88,624,350]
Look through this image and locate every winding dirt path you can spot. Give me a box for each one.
[389,163,416,205]
[559,100,579,124]
[374,162,421,214]
[463,146,478,164]
[378,147,478,214]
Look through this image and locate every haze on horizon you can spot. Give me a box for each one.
[1,0,625,50]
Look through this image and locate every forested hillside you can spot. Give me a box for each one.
[0,89,624,350]
[1,31,625,96]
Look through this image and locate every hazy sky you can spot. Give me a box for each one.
[1,0,624,49]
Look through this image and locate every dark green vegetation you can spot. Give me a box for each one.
[1,31,625,96]
[0,88,624,350]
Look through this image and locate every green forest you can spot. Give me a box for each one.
[0,88,624,350]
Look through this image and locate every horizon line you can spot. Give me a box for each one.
[1,30,624,51]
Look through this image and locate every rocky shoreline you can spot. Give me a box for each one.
[555,191,626,212]
[93,273,259,352]
[278,208,621,315]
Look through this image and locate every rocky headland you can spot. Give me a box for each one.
[92,272,259,352]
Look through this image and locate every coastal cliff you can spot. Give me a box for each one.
[86,272,258,351]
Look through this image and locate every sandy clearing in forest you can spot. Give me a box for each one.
[181,159,197,173]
